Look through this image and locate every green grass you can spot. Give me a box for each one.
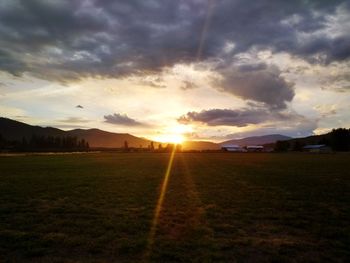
[0,153,349,262]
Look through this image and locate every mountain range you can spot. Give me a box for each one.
[0,117,151,148]
[220,134,291,147]
[0,117,291,150]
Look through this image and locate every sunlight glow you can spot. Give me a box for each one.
[154,134,185,144]
[152,124,193,144]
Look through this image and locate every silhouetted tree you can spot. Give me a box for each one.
[330,128,350,151]
[318,137,330,146]
[292,141,303,151]
[21,137,28,151]
[123,140,129,152]
[150,141,155,151]
[0,134,4,148]
[176,144,182,152]
[275,140,290,152]
[0,134,89,152]
[166,143,172,152]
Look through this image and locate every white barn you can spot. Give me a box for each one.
[222,144,246,152]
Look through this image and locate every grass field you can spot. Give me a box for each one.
[0,152,349,262]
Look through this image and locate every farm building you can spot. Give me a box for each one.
[221,145,246,152]
[246,145,264,152]
[303,144,331,153]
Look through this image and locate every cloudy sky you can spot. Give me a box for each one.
[1,0,349,142]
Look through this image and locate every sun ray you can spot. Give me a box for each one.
[196,0,215,61]
[144,146,177,260]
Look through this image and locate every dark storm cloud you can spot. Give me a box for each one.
[0,0,349,82]
[178,108,267,127]
[216,63,295,109]
[0,49,26,76]
[178,107,316,129]
[104,113,145,126]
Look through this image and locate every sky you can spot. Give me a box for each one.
[0,0,350,142]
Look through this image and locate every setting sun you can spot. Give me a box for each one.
[153,134,185,144]
[152,125,193,144]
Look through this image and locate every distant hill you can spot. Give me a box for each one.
[66,128,151,148]
[0,117,65,140]
[182,141,220,151]
[273,128,350,151]
[221,134,291,146]
[285,134,328,146]
[0,117,151,148]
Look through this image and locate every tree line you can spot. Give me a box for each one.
[122,140,182,152]
[275,128,350,152]
[0,134,89,152]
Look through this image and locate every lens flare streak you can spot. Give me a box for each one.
[144,147,177,259]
